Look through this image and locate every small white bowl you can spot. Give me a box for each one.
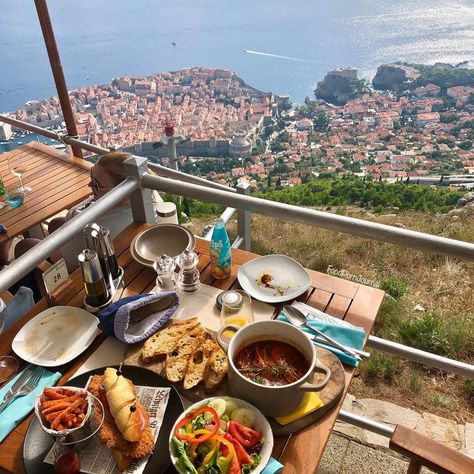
[169,396,273,474]
[35,386,92,437]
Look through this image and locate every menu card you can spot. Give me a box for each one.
[44,383,171,474]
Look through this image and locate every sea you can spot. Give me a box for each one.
[0,0,473,123]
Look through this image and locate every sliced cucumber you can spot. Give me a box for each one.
[230,407,256,428]
[208,398,226,417]
[224,399,239,416]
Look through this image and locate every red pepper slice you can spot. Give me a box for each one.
[228,421,262,449]
[174,406,219,444]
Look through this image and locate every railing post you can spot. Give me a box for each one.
[236,181,251,251]
[123,156,155,224]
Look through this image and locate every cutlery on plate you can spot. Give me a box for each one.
[282,305,362,361]
[0,366,45,413]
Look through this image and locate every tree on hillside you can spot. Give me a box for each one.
[313,111,330,132]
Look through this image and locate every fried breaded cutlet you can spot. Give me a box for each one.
[88,375,154,459]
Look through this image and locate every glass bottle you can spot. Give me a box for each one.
[176,249,200,293]
[78,249,110,307]
[210,218,232,279]
[153,254,177,292]
[0,176,4,196]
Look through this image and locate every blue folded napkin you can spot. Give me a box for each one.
[0,364,61,442]
[1,286,35,332]
[97,292,179,344]
[262,457,284,474]
[278,313,365,367]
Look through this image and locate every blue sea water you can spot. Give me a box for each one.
[0,0,473,114]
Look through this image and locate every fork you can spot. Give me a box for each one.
[0,366,45,413]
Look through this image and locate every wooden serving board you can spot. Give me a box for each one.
[124,344,345,436]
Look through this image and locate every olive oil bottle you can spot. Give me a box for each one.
[78,249,109,307]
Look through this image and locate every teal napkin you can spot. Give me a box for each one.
[278,313,365,367]
[262,457,284,474]
[0,364,61,442]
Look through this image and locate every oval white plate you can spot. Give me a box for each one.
[12,306,99,367]
[169,396,273,474]
[237,254,311,303]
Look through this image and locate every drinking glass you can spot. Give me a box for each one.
[5,186,25,208]
[220,290,254,338]
[0,356,20,383]
[8,154,31,192]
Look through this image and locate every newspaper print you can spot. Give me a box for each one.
[44,383,171,474]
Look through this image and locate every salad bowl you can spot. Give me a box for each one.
[169,396,273,474]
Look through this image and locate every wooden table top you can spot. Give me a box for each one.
[0,141,92,244]
[0,221,385,474]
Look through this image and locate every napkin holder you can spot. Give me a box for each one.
[83,266,124,313]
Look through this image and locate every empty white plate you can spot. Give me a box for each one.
[12,306,99,367]
[237,254,312,303]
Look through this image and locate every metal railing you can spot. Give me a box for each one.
[3,114,474,259]
[0,114,237,194]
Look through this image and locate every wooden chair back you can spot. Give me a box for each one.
[390,424,474,474]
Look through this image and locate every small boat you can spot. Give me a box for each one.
[171,42,176,46]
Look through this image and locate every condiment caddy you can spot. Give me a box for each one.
[79,224,124,313]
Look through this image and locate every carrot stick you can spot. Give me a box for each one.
[41,394,82,408]
[43,388,66,400]
[41,401,73,415]
[51,399,82,430]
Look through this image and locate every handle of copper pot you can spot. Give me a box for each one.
[297,360,331,391]
[216,324,240,353]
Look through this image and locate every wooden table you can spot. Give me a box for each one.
[0,141,91,245]
[0,221,385,474]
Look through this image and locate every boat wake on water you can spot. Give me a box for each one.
[244,49,317,63]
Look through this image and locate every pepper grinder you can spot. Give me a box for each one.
[176,249,200,293]
[153,254,177,292]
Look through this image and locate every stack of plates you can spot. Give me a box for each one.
[130,224,196,267]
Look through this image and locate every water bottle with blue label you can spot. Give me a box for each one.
[210,218,232,279]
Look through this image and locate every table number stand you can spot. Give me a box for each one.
[41,258,76,307]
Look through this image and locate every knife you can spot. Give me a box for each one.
[0,365,35,409]
[309,335,371,358]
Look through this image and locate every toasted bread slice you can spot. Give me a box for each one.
[165,327,205,382]
[141,317,200,363]
[183,337,216,389]
[203,346,228,392]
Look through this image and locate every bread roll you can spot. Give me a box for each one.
[102,367,146,442]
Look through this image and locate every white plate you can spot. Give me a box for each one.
[169,396,273,474]
[12,306,99,367]
[237,254,311,303]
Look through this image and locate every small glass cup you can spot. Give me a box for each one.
[0,356,20,383]
[220,290,254,339]
[5,186,25,208]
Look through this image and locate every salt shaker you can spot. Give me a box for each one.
[176,249,200,293]
[153,254,177,292]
